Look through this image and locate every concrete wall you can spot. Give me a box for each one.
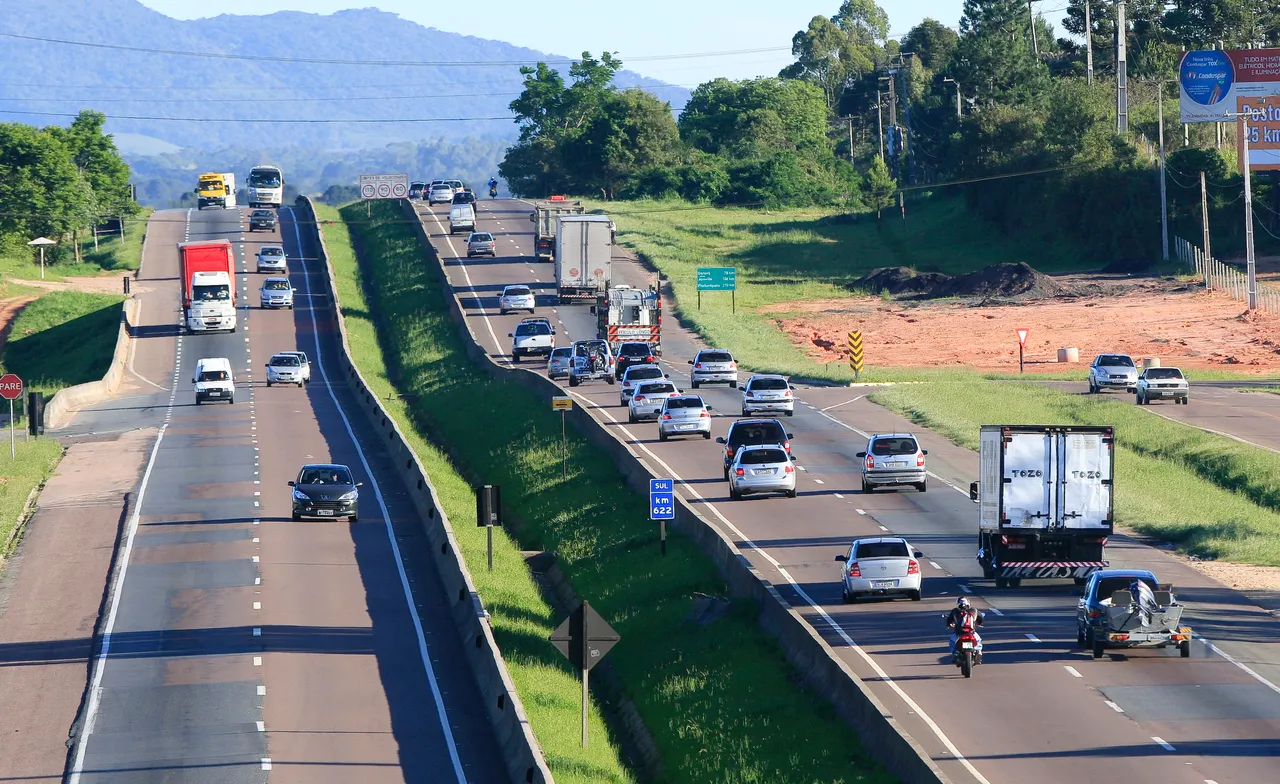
[44,296,139,431]
[295,197,553,784]
[397,200,952,784]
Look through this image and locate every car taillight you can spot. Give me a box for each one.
[907,560,920,575]
[783,441,790,452]
[784,465,794,474]
[662,413,671,420]
[848,563,861,578]
[917,453,925,467]
[634,395,645,401]
[726,448,736,458]
[646,356,654,362]
[864,455,874,469]
[784,390,792,397]
[1089,611,1102,619]
[730,362,737,369]
[735,468,745,477]
[699,410,710,418]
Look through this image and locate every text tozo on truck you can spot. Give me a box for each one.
[971,425,1114,588]
[529,197,584,260]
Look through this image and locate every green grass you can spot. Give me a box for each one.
[870,380,1280,565]
[2,291,125,395]
[0,210,151,281]
[0,438,65,559]
[319,199,891,784]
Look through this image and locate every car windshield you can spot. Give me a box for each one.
[248,171,282,187]
[198,370,228,382]
[700,351,733,363]
[515,323,550,336]
[871,437,918,456]
[637,383,675,395]
[1098,355,1134,367]
[1145,368,1184,380]
[471,234,493,242]
[260,247,283,257]
[665,397,704,410]
[194,285,229,301]
[740,448,787,465]
[750,378,788,390]
[855,541,909,559]
[728,423,785,446]
[253,211,273,218]
[299,467,353,485]
[626,367,663,381]
[1095,575,1158,600]
[264,280,290,290]
[505,287,531,297]
[620,344,651,356]
[270,355,300,367]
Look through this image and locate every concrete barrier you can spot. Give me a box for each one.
[399,200,952,784]
[45,296,140,431]
[294,197,553,784]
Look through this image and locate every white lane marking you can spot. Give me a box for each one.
[66,422,170,784]
[1105,700,1124,713]
[256,721,265,732]
[797,465,806,471]
[820,394,867,411]
[253,602,261,610]
[1025,633,1041,643]
[564,389,994,784]
[288,208,468,782]
[1064,666,1082,678]
[253,656,262,666]
[252,627,261,637]
[1152,737,1176,752]
[986,606,1003,616]
[929,561,941,570]
[420,209,508,366]
[1196,634,1280,696]
[811,407,969,496]
[833,493,844,499]
[813,478,825,485]
[1137,401,1280,454]
[877,525,888,532]
[261,758,272,771]
[959,584,972,593]
[252,555,259,563]
[855,508,866,515]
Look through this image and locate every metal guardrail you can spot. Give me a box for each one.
[1173,235,1280,314]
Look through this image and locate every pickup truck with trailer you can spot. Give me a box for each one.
[179,240,238,333]
[529,197,585,260]
[555,215,613,303]
[970,425,1114,587]
[595,284,661,356]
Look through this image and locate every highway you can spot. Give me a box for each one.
[415,197,1280,784]
[59,205,508,783]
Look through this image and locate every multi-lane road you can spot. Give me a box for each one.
[415,197,1280,784]
[56,205,508,783]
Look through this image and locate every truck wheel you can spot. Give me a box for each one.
[1009,578,1022,588]
[1092,639,1106,659]
[1180,639,1191,657]
[995,577,1008,589]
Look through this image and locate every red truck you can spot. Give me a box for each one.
[178,240,238,333]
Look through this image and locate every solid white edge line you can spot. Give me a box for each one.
[1064,665,1082,678]
[422,208,509,365]
[288,208,467,783]
[564,388,994,784]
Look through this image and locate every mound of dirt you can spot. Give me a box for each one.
[852,267,949,295]
[851,262,1063,300]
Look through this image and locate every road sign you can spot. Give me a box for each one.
[847,331,865,377]
[550,600,621,749]
[358,174,409,200]
[696,267,737,291]
[552,396,573,411]
[650,478,675,520]
[0,374,23,401]
[1016,328,1029,346]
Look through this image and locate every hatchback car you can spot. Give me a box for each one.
[499,285,536,315]
[265,352,305,387]
[248,209,276,232]
[742,374,794,417]
[628,380,680,423]
[452,190,478,208]
[618,364,667,405]
[837,537,923,602]
[427,184,454,204]
[657,395,713,441]
[278,350,311,384]
[689,349,738,389]
[858,433,927,493]
[547,346,573,380]
[256,244,287,273]
[467,232,497,257]
[614,342,657,377]
[716,419,793,480]
[729,445,797,500]
[1136,367,1188,405]
[259,277,295,309]
[290,464,361,522]
[1088,353,1138,393]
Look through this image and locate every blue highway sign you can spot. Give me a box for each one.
[649,478,675,520]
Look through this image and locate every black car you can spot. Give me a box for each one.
[716,419,793,480]
[290,463,361,521]
[614,341,656,376]
[249,209,276,232]
[452,190,477,208]
[409,181,427,199]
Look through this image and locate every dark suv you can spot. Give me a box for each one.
[716,418,793,480]
[452,190,477,208]
[614,341,656,377]
[290,463,361,522]
[249,209,276,232]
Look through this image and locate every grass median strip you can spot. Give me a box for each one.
[318,200,891,784]
[0,439,65,561]
[871,380,1280,565]
[2,291,125,396]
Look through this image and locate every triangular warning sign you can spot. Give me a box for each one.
[1016,329,1029,346]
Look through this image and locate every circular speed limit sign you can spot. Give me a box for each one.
[391,182,408,198]
[376,183,392,198]
[360,184,376,199]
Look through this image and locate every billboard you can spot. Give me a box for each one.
[1179,49,1280,171]
[1239,96,1280,172]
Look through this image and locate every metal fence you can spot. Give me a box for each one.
[1173,236,1280,314]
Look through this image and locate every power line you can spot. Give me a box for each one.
[0,109,516,123]
[1,91,524,104]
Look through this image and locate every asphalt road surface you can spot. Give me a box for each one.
[415,197,1280,784]
[58,205,507,783]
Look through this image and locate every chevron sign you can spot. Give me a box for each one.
[848,330,864,376]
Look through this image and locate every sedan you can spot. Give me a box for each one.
[728,445,797,500]
[259,277,295,309]
[657,395,713,441]
[628,380,680,423]
[618,364,666,405]
[742,374,794,417]
[248,209,276,232]
[547,346,572,380]
[290,463,361,522]
[1136,367,1188,405]
[467,232,497,257]
[499,285,535,315]
[256,245,287,273]
[427,184,454,204]
[836,537,923,602]
[265,352,305,387]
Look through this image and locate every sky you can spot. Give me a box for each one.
[136,0,990,87]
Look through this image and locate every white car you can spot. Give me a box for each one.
[259,277,295,309]
[265,352,305,387]
[689,349,738,389]
[657,395,713,441]
[499,285,535,315]
[837,537,923,602]
[256,245,287,273]
[742,374,794,417]
[728,445,797,500]
[509,319,555,362]
[627,380,680,423]
[618,364,667,405]
[1088,353,1138,393]
[427,184,454,204]
[1136,366,1188,405]
[279,350,311,384]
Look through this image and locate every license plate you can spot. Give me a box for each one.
[208,391,221,396]
[752,469,774,475]
[873,580,896,589]
[316,510,335,516]
[960,642,974,649]
[676,424,694,431]
[888,461,906,468]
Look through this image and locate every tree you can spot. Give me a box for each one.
[562,89,681,199]
[864,156,897,220]
[48,110,134,218]
[901,18,959,72]
[952,0,1051,105]
[780,1,889,110]
[0,123,91,256]
[679,78,830,158]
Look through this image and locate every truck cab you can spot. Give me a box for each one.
[196,173,231,210]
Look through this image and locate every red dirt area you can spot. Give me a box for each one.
[765,281,1280,375]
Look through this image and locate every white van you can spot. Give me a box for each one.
[449,203,476,234]
[193,357,235,405]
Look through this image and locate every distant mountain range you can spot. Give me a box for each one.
[0,0,691,152]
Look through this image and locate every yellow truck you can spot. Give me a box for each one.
[195,172,237,210]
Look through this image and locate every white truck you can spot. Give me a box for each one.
[530,198,585,259]
[247,165,284,208]
[595,284,661,355]
[555,215,614,303]
[970,425,1114,587]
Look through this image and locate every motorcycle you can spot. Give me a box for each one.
[946,610,983,678]
[489,184,499,198]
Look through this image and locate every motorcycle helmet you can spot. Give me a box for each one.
[956,596,971,609]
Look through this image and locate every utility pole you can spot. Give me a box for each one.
[1028,0,1039,57]
[1115,0,1128,133]
[1158,84,1169,262]
[1200,171,1212,265]
[876,90,885,159]
[847,116,855,163]
[1242,112,1258,310]
[1084,0,1094,85]
[944,78,961,119]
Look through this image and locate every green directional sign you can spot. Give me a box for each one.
[697,267,737,291]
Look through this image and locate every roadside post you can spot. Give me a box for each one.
[1016,328,1029,374]
[475,484,501,572]
[552,396,572,478]
[848,331,864,381]
[0,375,23,460]
[550,600,621,749]
[649,478,675,556]
[696,267,737,313]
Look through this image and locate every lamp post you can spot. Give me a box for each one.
[26,237,55,280]
[943,78,962,119]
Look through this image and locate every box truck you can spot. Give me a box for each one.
[180,240,237,333]
[555,215,613,302]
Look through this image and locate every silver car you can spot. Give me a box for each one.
[265,352,305,387]
[858,433,928,493]
[259,277,295,309]
[628,380,680,423]
[742,374,794,417]
[256,245,287,273]
[657,395,713,441]
[427,184,453,204]
[467,232,496,257]
[836,537,923,602]
[279,350,311,384]
[619,364,667,405]
[728,445,797,500]
[499,285,535,315]
[547,347,572,380]
[1136,367,1188,405]
[1089,353,1138,393]
[689,349,738,389]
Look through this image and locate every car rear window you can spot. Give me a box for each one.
[1095,576,1158,600]
[637,383,675,395]
[665,397,703,409]
[620,344,651,356]
[505,286,531,297]
[1098,355,1134,367]
[728,422,785,447]
[515,323,550,336]
[471,233,493,242]
[550,348,571,359]
[740,448,787,465]
[871,437,918,456]
[700,351,733,363]
[750,378,788,390]
[855,541,909,559]
[626,367,663,381]
[1146,368,1183,380]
